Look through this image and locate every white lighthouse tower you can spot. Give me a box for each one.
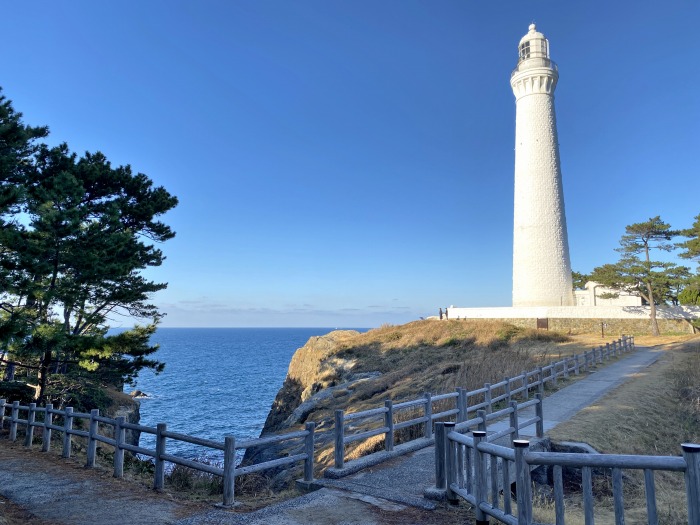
[511,24,574,307]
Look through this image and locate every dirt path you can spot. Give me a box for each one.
[0,441,207,525]
[0,439,463,525]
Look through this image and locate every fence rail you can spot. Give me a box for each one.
[0,400,315,506]
[333,336,634,469]
[437,425,700,525]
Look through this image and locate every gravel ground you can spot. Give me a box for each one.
[0,440,464,525]
[0,441,205,525]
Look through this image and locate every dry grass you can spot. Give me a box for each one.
[541,336,700,524]
[277,319,654,473]
[308,320,572,464]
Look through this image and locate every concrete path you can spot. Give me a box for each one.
[0,346,662,525]
[494,343,663,436]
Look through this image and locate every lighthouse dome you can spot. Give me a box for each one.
[518,24,545,46]
[517,23,550,62]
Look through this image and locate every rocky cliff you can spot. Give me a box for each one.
[105,389,141,447]
[244,320,570,485]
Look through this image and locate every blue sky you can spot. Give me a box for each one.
[1,2,698,328]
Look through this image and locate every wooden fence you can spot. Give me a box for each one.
[436,423,700,525]
[333,336,634,469]
[0,335,634,506]
[0,400,315,506]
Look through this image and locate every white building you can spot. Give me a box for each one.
[573,281,643,307]
[511,24,574,307]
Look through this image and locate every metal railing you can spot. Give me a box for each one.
[511,57,558,78]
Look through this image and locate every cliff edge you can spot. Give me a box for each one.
[244,320,570,484]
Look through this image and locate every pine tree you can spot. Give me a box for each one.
[0,89,177,404]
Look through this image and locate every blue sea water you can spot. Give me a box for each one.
[127,327,360,460]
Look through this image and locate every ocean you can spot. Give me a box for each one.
[127,327,361,460]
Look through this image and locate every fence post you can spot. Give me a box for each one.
[535,393,544,438]
[521,371,529,400]
[538,367,545,396]
[598,346,604,364]
[42,404,53,452]
[473,430,489,524]
[435,422,446,491]
[514,440,533,525]
[86,409,99,467]
[334,410,345,469]
[384,400,394,451]
[563,358,569,379]
[551,362,558,388]
[683,443,700,524]
[113,416,126,478]
[505,377,511,405]
[477,409,487,433]
[62,407,73,458]
[631,336,635,349]
[0,399,5,430]
[223,435,236,506]
[9,401,19,441]
[583,351,590,373]
[24,403,36,447]
[509,400,519,442]
[444,422,457,502]
[606,342,611,360]
[457,388,468,423]
[423,393,433,439]
[484,383,492,414]
[154,423,166,490]
[304,421,315,482]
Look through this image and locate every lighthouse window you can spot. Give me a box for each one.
[519,41,530,59]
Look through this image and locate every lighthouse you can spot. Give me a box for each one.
[511,24,574,307]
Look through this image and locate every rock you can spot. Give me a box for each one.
[105,389,142,448]
[129,390,147,399]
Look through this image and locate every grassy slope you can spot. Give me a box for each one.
[258,319,642,472]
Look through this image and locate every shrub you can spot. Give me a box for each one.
[0,381,35,404]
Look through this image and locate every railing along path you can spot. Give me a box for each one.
[436,424,700,525]
[332,336,634,469]
[0,399,314,506]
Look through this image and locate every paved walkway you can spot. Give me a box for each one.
[0,345,662,525]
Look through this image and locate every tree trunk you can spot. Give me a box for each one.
[37,348,52,402]
[646,281,660,336]
[644,243,661,337]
